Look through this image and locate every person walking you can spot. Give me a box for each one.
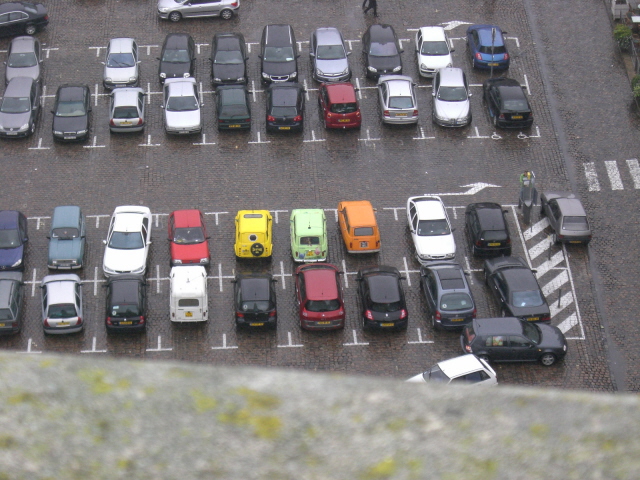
[363,0,378,17]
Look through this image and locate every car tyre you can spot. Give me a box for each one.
[220,8,234,20]
[493,114,498,128]
[483,269,489,285]
[25,24,36,35]
[540,353,557,366]
[29,123,36,135]
[168,11,182,22]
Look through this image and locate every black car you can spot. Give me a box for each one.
[362,24,403,80]
[461,317,567,366]
[210,33,247,87]
[465,202,512,256]
[0,76,40,138]
[0,2,48,37]
[420,262,476,330]
[232,273,277,329]
[0,210,27,271]
[216,84,251,131]
[105,274,147,332]
[484,256,550,323]
[260,24,298,84]
[356,266,408,331]
[540,191,592,245]
[158,33,196,84]
[266,82,304,132]
[51,84,91,142]
[483,77,533,129]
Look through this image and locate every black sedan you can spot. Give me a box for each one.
[540,191,592,245]
[232,273,278,329]
[465,202,512,256]
[483,77,533,129]
[0,2,48,37]
[484,256,550,323]
[362,24,403,80]
[266,82,305,132]
[356,266,408,331]
[158,33,196,84]
[51,84,91,142]
[104,274,147,333]
[216,85,251,131]
[211,33,247,87]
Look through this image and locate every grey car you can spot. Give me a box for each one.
[109,87,146,133]
[0,271,24,334]
[540,191,592,245]
[0,76,40,138]
[157,0,239,22]
[432,67,472,127]
[47,206,86,270]
[41,274,84,334]
[377,75,418,124]
[162,78,202,134]
[4,35,41,85]
[310,27,351,83]
[102,38,140,90]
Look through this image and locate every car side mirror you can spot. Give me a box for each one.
[309,52,315,57]
[2,62,5,65]
[160,105,164,109]
[531,269,538,274]
[432,91,436,97]
[338,271,344,275]
[147,241,152,245]
[230,279,236,283]
[503,209,509,213]
[297,54,301,58]
[101,284,108,288]
[272,279,278,283]
[50,110,55,114]
[137,61,141,64]
[101,61,105,65]
[464,271,471,277]
[346,51,351,56]
[450,47,455,53]
[103,240,107,245]
[156,57,161,61]
[399,48,404,53]
[46,236,50,239]
[451,228,456,232]
[468,92,472,97]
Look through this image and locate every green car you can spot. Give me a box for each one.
[290,209,327,263]
[47,206,86,270]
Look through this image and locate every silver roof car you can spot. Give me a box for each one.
[109,87,146,133]
[406,354,498,386]
[432,67,471,127]
[162,78,202,134]
[377,74,418,124]
[4,35,41,84]
[103,38,140,89]
[0,76,39,136]
[541,191,592,244]
[157,0,239,22]
[310,27,351,82]
[41,274,84,334]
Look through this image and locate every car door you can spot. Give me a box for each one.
[415,30,422,62]
[142,216,151,254]
[490,272,508,309]
[6,11,27,36]
[407,199,416,230]
[423,271,437,313]
[18,212,28,244]
[484,334,509,361]
[78,210,86,261]
[188,36,196,76]
[137,91,146,121]
[75,281,83,319]
[378,81,388,111]
[507,335,537,361]
[30,80,40,126]
[178,0,207,18]
[548,199,562,233]
[295,272,305,312]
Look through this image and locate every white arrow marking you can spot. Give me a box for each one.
[431,182,501,196]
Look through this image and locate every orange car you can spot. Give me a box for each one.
[337,201,381,253]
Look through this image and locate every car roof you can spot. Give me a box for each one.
[368,24,396,43]
[9,36,37,53]
[501,268,538,290]
[0,210,19,229]
[292,209,324,236]
[438,67,465,86]
[238,275,271,301]
[0,272,22,308]
[0,2,33,13]
[112,87,144,107]
[264,24,293,46]
[315,27,343,45]
[418,26,447,41]
[108,38,135,53]
[166,78,197,96]
[485,255,527,271]
[472,203,507,230]
[51,205,81,228]
[170,266,207,296]
[109,276,143,305]
[42,274,80,304]
[4,77,33,97]
[172,209,202,228]
[237,210,270,232]
[555,198,587,216]
[413,196,446,220]
[164,33,191,49]
[380,76,413,96]
[324,82,357,103]
[214,33,243,50]
[57,85,87,102]
[366,272,401,303]
[473,317,524,335]
[341,201,377,226]
[301,265,339,300]
[472,25,505,46]
[437,355,488,378]
[434,266,467,291]
[269,83,302,105]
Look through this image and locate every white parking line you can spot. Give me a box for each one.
[139,134,161,147]
[400,257,420,287]
[17,338,42,354]
[605,160,624,190]
[626,158,640,188]
[303,130,325,143]
[147,336,173,352]
[156,265,161,294]
[30,268,37,297]
[81,337,107,354]
[27,138,50,150]
[358,128,380,143]
[542,270,569,297]
[528,235,554,261]
[277,331,303,348]
[273,261,291,290]
[193,134,216,146]
[248,132,270,144]
[43,47,58,59]
[413,127,435,140]
[584,162,601,191]
[83,136,105,149]
[522,217,549,241]
[407,328,434,344]
[343,330,368,346]
[203,211,229,225]
[212,333,238,350]
[534,251,565,278]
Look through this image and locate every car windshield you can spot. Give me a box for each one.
[0,308,12,321]
[371,300,403,313]
[316,44,345,60]
[108,231,144,250]
[166,95,198,112]
[107,53,135,68]
[417,219,450,236]
[388,96,413,109]
[330,102,357,114]
[562,216,589,231]
[306,299,340,312]
[113,106,139,119]
[0,96,30,114]
[162,49,190,63]
[8,52,37,68]
[111,304,140,317]
[425,365,450,382]
[522,321,541,344]
[214,50,244,65]
[437,86,468,102]
[55,101,86,117]
[263,46,295,62]
[369,42,398,56]
[51,227,79,239]
[420,41,449,55]
[0,229,21,248]
[47,303,77,319]
[354,227,374,236]
[271,106,297,117]
[241,300,272,312]
[173,227,205,245]
[511,290,545,307]
[440,293,473,311]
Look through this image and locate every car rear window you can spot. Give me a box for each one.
[562,216,589,231]
[47,303,77,319]
[299,236,320,245]
[388,96,414,109]
[113,106,139,119]
[330,102,357,114]
[306,299,340,312]
[0,308,12,321]
[511,290,545,307]
[111,304,140,317]
[479,45,507,54]
[243,214,263,219]
[503,99,528,111]
[440,293,473,311]
[271,106,297,117]
[482,230,508,241]
[353,227,374,236]
[179,299,199,307]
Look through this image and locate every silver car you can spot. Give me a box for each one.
[162,78,202,134]
[4,36,42,85]
[102,38,140,90]
[157,0,239,22]
[540,191,592,245]
[432,67,472,127]
[377,75,418,124]
[41,274,84,334]
[0,76,41,138]
[310,27,351,83]
[109,87,146,133]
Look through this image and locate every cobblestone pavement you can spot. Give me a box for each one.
[0,0,634,392]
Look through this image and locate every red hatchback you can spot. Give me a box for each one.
[295,264,345,330]
[168,209,210,266]
[318,82,361,129]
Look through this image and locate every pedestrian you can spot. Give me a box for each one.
[363,0,378,17]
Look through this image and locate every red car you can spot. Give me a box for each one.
[318,82,361,129]
[168,209,210,266]
[295,263,345,330]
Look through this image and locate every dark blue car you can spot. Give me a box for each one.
[0,210,28,271]
[466,25,509,70]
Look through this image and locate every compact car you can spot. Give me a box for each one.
[362,24,403,80]
[295,263,345,331]
[168,209,210,266]
[415,26,453,78]
[290,209,327,262]
[318,82,361,129]
[377,75,418,124]
[337,201,381,254]
[483,77,533,129]
[0,210,27,271]
[465,202,511,256]
[109,87,146,133]
[356,266,408,331]
[158,33,196,83]
[162,78,202,134]
[216,84,251,130]
[234,210,273,259]
[102,38,140,90]
[105,274,147,332]
[0,1,48,37]
[260,24,298,84]
[432,67,472,127]
[47,205,85,270]
[406,355,497,386]
[540,191,592,245]
[41,274,83,334]
[232,273,277,329]
[157,0,239,22]
[0,271,24,334]
[51,84,91,142]
[407,195,456,264]
[210,33,248,86]
[266,82,305,132]
[4,35,41,84]
[102,206,152,277]
[0,76,40,138]
[310,27,351,83]
[466,24,509,70]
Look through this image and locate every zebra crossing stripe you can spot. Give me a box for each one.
[584,162,601,191]
[528,235,554,261]
[523,217,549,241]
[549,291,574,318]
[542,270,569,297]
[626,158,640,189]
[534,251,565,278]
[557,312,579,334]
[605,160,624,190]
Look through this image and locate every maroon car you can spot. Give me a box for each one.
[168,209,210,266]
[295,263,345,330]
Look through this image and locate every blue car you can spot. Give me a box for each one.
[466,25,510,70]
[0,210,28,271]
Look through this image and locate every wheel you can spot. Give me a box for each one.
[540,353,557,366]
[168,11,182,22]
[472,244,479,257]
[493,114,498,127]
[29,123,35,135]
[220,8,234,20]
[478,354,490,363]
[484,269,489,285]
[25,24,36,35]
[431,314,436,329]
[551,233,558,244]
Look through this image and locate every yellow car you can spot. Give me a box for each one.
[234,210,273,258]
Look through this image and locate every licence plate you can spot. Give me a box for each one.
[228,124,241,128]
[0,323,5,327]
[317,321,331,325]
[250,322,264,327]
[338,119,350,123]
[120,321,132,325]
[569,240,582,244]
[511,115,523,120]
[306,251,315,256]
[64,136,76,140]
[527,317,539,322]
[488,242,501,247]
[395,113,407,117]
[381,322,394,327]
[185,311,193,318]
[58,322,69,327]
[488,62,499,66]
[360,241,368,248]
[279,126,291,130]
[178,131,189,134]
[450,318,464,322]
[120,121,132,126]
[7,132,18,136]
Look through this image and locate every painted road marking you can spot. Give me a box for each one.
[212,334,238,350]
[605,160,624,190]
[147,336,173,352]
[277,331,303,348]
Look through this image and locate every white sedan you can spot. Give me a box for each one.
[103,206,152,276]
[415,26,453,78]
[406,354,497,386]
[406,195,456,264]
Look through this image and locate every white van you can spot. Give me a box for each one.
[169,266,208,322]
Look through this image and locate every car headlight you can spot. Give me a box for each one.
[51,260,58,265]
[447,62,452,68]
[0,124,3,129]
[199,258,209,264]
[262,72,270,79]
[183,72,190,78]
[236,77,244,82]
[20,123,29,131]
[53,130,62,135]
[173,259,182,265]
[77,130,87,135]
[159,6,169,12]
[340,67,349,76]
[367,66,377,72]
[104,77,112,83]
[213,77,222,82]
[129,76,137,82]
[160,72,167,78]
[316,68,324,76]
[131,265,145,274]
[392,65,402,72]
[11,258,22,268]
[420,63,427,70]
[290,71,297,78]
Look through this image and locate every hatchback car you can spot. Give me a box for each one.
[406,355,497,386]
[295,263,345,331]
[0,1,48,37]
[318,82,361,129]
[466,24,509,70]
[102,38,140,90]
[461,317,567,366]
[540,191,592,245]
[415,26,453,78]
[4,35,41,84]
[266,82,305,132]
[260,24,298,84]
[234,210,273,259]
[0,210,27,271]
[51,84,91,142]
[158,33,196,84]
[483,77,533,129]
[310,27,351,83]
[338,200,381,254]
[162,78,202,134]
[432,67,472,127]
[168,209,210,266]
[109,87,146,133]
[210,33,248,87]
[157,0,239,22]
[378,75,418,125]
[420,261,476,330]
[356,266,408,331]
[232,273,277,329]
[0,76,40,138]
[290,209,327,263]
[0,271,24,334]
[465,202,511,256]
[407,195,456,264]
[41,274,83,334]
[47,205,85,270]
[105,274,147,332]
[216,84,251,130]
[484,256,550,322]
[362,24,403,80]
[102,206,152,277]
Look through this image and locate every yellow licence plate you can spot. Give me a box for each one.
[488,62,499,66]
[120,121,132,126]
[58,322,69,327]
[488,242,501,246]
[229,124,241,128]
[185,311,193,318]
[451,318,464,322]
[527,317,539,322]
[338,119,350,123]
[569,240,582,244]
[306,251,315,256]
[395,113,407,117]
[0,323,5,327]
[317,321,331,325]
[120,321,132,325]
[381,322,394,327]
[279,126,291,130]
[250,322,264,327]
[511,115,523,120]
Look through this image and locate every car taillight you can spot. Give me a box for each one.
[231,1,238,5]
[106,317,112,326]
[464,344,472,353]
[44,15,49,20]
[139,316,145,324]
[499,114,505,119]
[77,317,82,325]
[506,238,511,244]
[137,118,143,125]
[269,311,276,317]
[383,110,390,117]
[475,240,482,246]
[237,312,244,318]
[267,115,275,122]
[293,115,302,122]
[365,310,374,320]
[400,309,407,319]
[435,311,441,320]
[557,235,564,240]
[541,315,551,322]
[109,119,115,126]
[376,240,380,247]
[44,318,50,327]
[356,111,361,118]
[475,52,482,60]
[504,53,509,60]
[412,110,418,116]
[472,309,477,318]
